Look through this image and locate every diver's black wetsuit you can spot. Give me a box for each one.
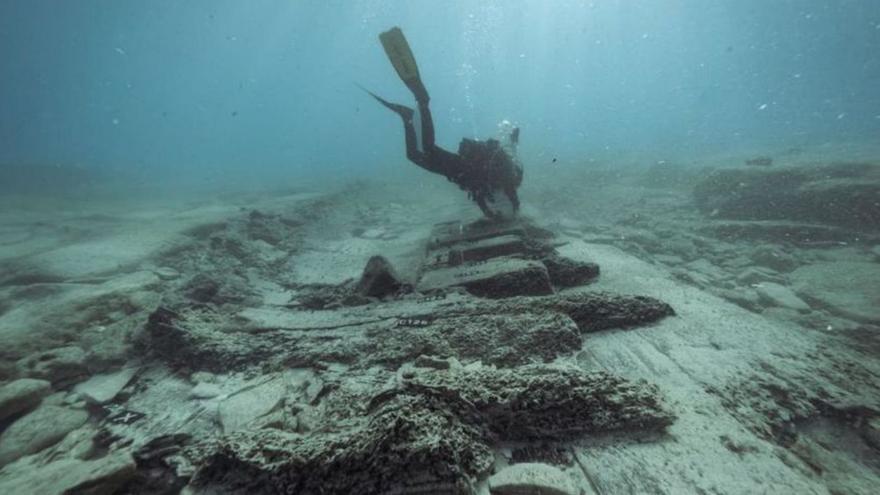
[367,84,523,219]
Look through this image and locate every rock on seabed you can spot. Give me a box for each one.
[0,405,88,466]
[0,378,51,422]
[488,462,579,495]
[791,261,880,323]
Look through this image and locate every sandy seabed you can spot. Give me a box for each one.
[1,142,879,494]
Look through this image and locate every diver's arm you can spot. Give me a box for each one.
[475,195,501,220]
[504,186,521,213]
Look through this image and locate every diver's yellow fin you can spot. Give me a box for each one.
[379,27,420,83]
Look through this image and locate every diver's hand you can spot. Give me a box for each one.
[504,187,521,214]
[476,196,502,221]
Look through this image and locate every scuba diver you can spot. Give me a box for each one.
[363,27,523,220]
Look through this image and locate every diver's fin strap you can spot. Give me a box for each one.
[356,84,415,120]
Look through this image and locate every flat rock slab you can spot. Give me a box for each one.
[190,382,222,399]
[0,405,88,466]
[489,462,579,495]
[418,257,553,298]
[699,220,856,244]
[74,366,139,404]
[755,282,811,311]
[0,378,50,423]
[219,376,286,432]
[693,162,880,229]
[0,449,135,494]
[791,261,880,323]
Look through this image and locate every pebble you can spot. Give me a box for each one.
[154,267,180,281]
[414,355,457,370]
[360,228,385,239]
[190,382,222,399]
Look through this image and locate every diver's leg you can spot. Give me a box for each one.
[363,87,414,122]
[363,88,427,166]
[401,113,425,165]
[417,100,436,152]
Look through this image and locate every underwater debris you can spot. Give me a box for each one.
[418,217,596,298]
[541,253,600,288]
[185,365,673,494]
[355,255,404,299]
[510,444,574,466]
[140,305,285,372]
[368,312,581,368]
[143,291,673,373]
[420,257,554,298]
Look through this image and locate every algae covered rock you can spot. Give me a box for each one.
[144,291,674,374]
[507,292,674,333]
[187,365,673,494]
[355,255,404,298]
[387,364,674,440]
[193,394,492,494]
[365,312,582,368]
[541,254,600,288]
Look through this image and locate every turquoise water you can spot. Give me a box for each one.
[2,0,878,190]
